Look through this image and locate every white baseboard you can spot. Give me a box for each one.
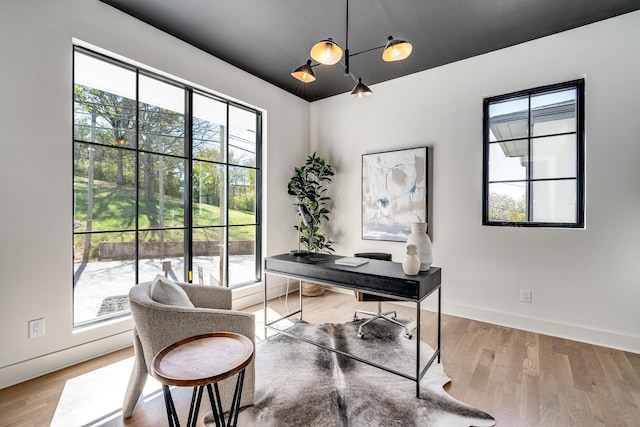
[331,288,640,353]
[0,330,133,389]
[441,301,640,354]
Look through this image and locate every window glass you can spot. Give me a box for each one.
[483,80,583,227]
[487,182,527,222]
[74,53,136,147]
[73,231,136,325]
[193,94,226,162]
[73,143,136,232]
[488,140,527,182]
[73,48,262,327]
[532,180,577,223]
[192,227,225,286]
[229,105,257,167]
[229,166,256,224]
[138,153,186,229]
[531,89,577,137]
[228,225,257,286]
[138,75,185,156]
[488,97,529,141]
[192,160,226,227]
[531,135,576,179]
[137,228,187,283]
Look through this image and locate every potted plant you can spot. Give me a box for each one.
[288,152,335,295]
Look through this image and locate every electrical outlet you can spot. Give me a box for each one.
[28,318,45,338]
[520,289,532,303]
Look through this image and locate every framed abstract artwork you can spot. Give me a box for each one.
[362,147,428,241]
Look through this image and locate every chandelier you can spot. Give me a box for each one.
[291,0,413,98]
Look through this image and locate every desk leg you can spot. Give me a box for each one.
[438,286,441,364]
[416,301,421,398]
[299,279,303,321]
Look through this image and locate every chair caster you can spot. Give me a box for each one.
[353,315,359,321]
[404,333,412,340]
[358,332,365,339]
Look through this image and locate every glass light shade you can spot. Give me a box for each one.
[291,60,316,83]
[351,78,372,98]
[382,37,413,62]
[310,38,343,65]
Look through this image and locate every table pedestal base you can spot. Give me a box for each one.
[161,369,246,427]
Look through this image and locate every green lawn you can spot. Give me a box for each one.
[74,177,256,242]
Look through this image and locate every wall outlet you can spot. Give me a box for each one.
[520,289,532,303]
[28,318,45,338]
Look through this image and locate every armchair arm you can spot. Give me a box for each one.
[178,282,232,310]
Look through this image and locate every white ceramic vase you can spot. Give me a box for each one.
[406,222,433,271]
[402,244,421,275]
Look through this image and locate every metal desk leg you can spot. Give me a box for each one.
[263,274,268,340]
[299,279,303,321]
[438,286,441,363]
[416,300,421,398]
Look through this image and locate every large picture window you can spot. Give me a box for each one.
[73,47,262,326]
[483,79,585,227]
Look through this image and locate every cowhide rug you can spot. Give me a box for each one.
[232,319,496,426]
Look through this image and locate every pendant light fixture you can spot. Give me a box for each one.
[291,60,316,83]
[351,78,372,98]
[291,0,412,98]
[382,36,413,62]
[310,39,343,65]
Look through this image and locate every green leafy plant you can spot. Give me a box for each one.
[287,152,335,253]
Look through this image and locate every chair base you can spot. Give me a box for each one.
[353,301,413,339]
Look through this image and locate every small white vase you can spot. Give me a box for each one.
[402,244,421,275]
[406,222,433,271]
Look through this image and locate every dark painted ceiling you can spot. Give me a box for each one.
[100,0,640,102]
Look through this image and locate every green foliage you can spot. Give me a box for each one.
[74,177,256,246]
[287,153,335,253]
[488,192,526,222]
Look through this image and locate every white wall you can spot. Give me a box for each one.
[0,0,308,388]
[310,11,640,353]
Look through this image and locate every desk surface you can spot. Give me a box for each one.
[265,253,441,301]
[152,332,254,387]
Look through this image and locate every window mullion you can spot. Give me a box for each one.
[526,95,532,223]
[185,89,193,283]
[135,69,140,284]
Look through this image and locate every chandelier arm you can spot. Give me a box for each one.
[348,44,387,58]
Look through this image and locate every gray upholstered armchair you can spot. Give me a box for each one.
[122,279,255,418]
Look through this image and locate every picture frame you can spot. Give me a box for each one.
[362,146,428,241]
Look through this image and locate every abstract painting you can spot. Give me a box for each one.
[362,147,427,241]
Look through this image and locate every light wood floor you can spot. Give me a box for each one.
[1,290,639,426]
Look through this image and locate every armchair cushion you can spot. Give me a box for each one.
[150,275,194,307]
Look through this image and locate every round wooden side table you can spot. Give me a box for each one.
[152,332,254,427]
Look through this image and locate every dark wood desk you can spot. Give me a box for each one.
[264,253,442,397]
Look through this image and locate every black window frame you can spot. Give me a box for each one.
[72,46,263,327]
[482,79,585,228]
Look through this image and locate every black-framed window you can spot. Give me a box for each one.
[73,46,262,327]
[483,79,585,228]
